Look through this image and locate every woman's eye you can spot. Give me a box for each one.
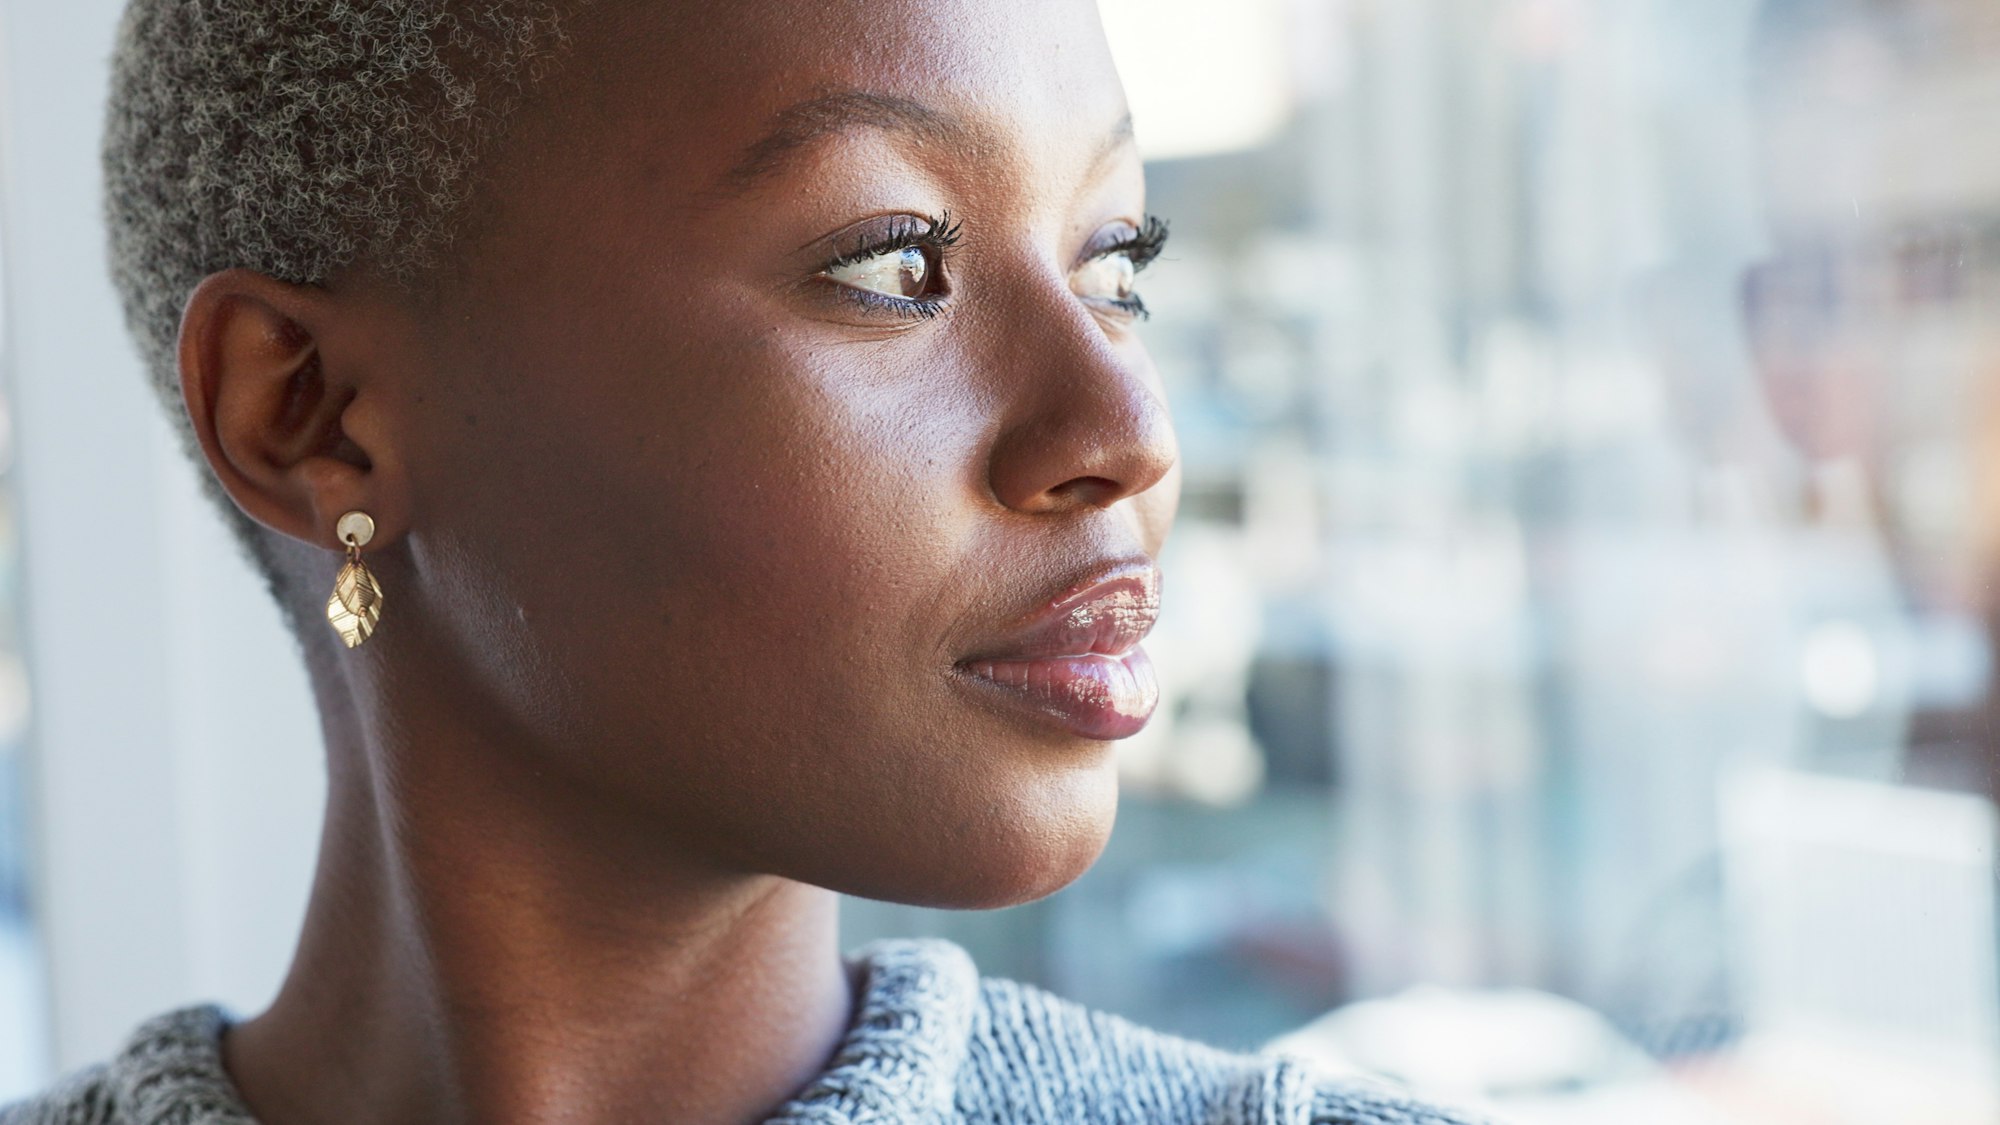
[1073,252,1138,302]
[825,246,931,299]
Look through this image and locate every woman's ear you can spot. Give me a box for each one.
[177,269,399,553]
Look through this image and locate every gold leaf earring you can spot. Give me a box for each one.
[325,510,384,649]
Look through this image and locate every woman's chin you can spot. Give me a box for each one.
[793,762,1120,911]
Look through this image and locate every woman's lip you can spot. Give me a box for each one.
[962,566,1162,662]
[953,563,1163,740]
[955,648,1160,741]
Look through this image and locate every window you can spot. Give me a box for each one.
[847,2,2000,1119]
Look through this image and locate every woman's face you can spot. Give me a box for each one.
[372,0,1177,907]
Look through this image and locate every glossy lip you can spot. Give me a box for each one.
[952,561,1163,741]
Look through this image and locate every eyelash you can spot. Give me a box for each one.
[1091,214,1170,321]
[1105,214,1171,271]
[820,212,963,320]
[817,211,1171,322]
[823,211,965,271]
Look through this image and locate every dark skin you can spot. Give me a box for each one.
[172,1,1177,1123]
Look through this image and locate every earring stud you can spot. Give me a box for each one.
[325,510,384,648]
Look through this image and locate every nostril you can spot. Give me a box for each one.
[981,322,1177,513]
[1056,476,1124,510]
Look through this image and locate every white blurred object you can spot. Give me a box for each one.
[1797,620,1880,719]
[0,655,32,748]
[1097,0,1295,160]
[1269,986,1738,1124]
[1162,712,1266,807]
[1691,1027,2000,1125]
[1270,985,1652,1098]
[1720,766,2000,1114]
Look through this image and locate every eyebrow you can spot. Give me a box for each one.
[721,90,1137,192]
[723,91,973,190]
[1096,112,1137,167]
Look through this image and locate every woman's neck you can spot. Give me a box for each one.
[221,669,857,1125]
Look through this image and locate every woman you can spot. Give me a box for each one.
[7,1,1490,1122]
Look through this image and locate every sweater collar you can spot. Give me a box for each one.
[767,938,979,1123]
[109,937,980,1125]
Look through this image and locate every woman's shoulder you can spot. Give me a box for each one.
[970,972,1496,1125]
[0,1063,116,1125]
[4,941,1503,1125]
[0,1005,253,1125]
[774,936,1501,1125]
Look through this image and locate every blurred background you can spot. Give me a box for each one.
[2,0,1998,1122]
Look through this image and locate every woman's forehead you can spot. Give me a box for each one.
[536,0,1133,193]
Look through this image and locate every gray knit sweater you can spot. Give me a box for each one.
[0,938,1495,1124]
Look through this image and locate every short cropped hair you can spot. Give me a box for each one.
[103,0,580,633]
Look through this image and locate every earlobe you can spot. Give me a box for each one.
[177,269,388,553]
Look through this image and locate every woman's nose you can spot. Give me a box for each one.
[983,295,1178,516]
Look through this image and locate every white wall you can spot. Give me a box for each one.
[0,0,323,1081]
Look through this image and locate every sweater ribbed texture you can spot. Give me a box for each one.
[0,938,1496,1125]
